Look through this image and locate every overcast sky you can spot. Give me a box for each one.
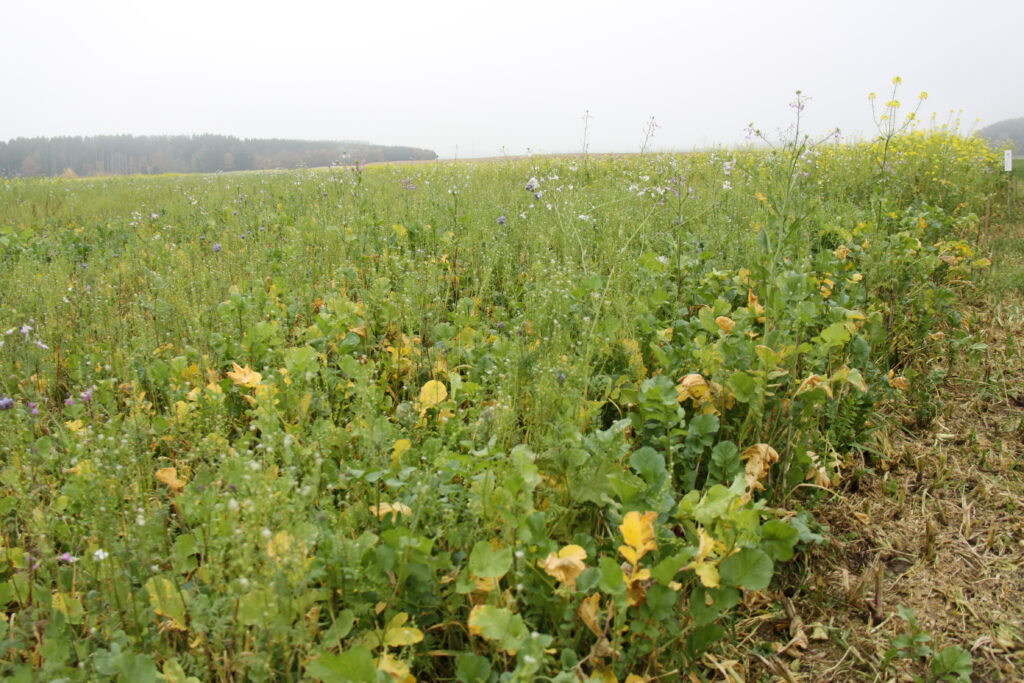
[2,0,1021,158]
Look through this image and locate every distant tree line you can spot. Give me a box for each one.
[0,134,438,177]
[977,118,1024,153]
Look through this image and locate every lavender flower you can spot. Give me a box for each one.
[28,402,39,415]
[80,387,93,402]
[65,397,75,406]
[497,215,506,225]
[213,243,222,252]
[57,552,77,563]
[0,397,13,410]
[525,177,539,192]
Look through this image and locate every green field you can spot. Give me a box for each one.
[0,127,1007,681]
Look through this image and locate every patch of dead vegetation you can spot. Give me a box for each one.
[717,220,1024,681]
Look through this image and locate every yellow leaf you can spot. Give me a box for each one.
[155,467,187,492]
[383,612,424,647]
[741,444,780,491]
[539,544,588,588]
[226,362,262,388]
[64,419,84,432]
[370,502,413,519]
[392,438,412,465]
[626,675,651,683]
[692,561,720,588]
[715,316,736,334]
[578,593,603,636]
[418,380,448,408]
[619,511,657,565]
[676,373,709,403]
[376,653,414,682]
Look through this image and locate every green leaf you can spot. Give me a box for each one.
[110,652,159,683]
[760,520,800,562]
[931,645,972,681]
[468,605,530,654]
[455,653,492,683]
[468,541,513,579]
[651,549,695,585]
[237,589,274,627]
[630,447,667,486]
[719,547,774,590]
[694,485,733,526]
[144,576,187,629]
[307,647,378,682]
[688,413,719,437]
[726,372,757,404]
[598,556,625,594]
[708,441,741,483]
[819,321,852,346]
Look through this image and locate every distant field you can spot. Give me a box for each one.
[0,131,1004,680]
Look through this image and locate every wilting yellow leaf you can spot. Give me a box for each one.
[887,371,910,391]
[715,316,736,334]
[226,362,262,388]
[64,419,84,432]
[418,380,448,408]
[625,676,650,683]
[578,593,603,636]
[676,373,709,403]
[370,502,413,519]
[539,544,588,588]
[625,567,651,606]
[375,653,414,682]
[618,511,657,566]
[392,438,412,463]
[795,374,833,398]
[155,467,187,492]
[741,444,780,491]
[833,244,851,260]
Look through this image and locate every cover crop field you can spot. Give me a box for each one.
[0,113,1010,680]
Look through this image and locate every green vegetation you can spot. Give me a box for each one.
[0,135,438,178]
[0,102,1004,680]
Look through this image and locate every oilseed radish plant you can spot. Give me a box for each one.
[0,106,1002,680]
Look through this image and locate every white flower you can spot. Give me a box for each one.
[93,549,109,561]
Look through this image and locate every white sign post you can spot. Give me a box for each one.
[1007,150,1014,219]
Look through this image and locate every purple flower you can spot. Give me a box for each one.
[497,215,506,225]
[28,402,39,415]
[19,325,32,336]
[525,177,539,192]
[0,397,13,410]
[213,243,222,252]
[65,397,75,406]
[80,387,93,402]
[57,552,77,563]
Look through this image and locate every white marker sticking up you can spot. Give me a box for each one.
[1006,149,1013,173]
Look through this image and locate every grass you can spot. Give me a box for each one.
[0,128,1014,681]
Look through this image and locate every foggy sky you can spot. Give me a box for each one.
[2,0,1021,159]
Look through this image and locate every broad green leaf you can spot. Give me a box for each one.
[467,604,530,654]
[307,647,378,682]
[726,372,757,404]
[144,576,187,629]
[931,645,973,681]
[455,653,492,683]
[468,541,513,579]
[237,589,274,626]
[719,547,773,590]
[760,520,800,561]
